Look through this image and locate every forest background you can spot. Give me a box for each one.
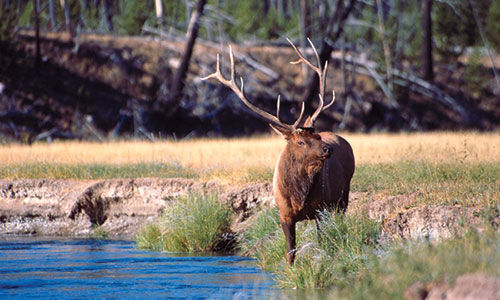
[0,0,499,141]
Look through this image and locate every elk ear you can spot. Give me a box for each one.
[269,123,292,138]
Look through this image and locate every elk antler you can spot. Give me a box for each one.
[287,38,335,128]
[201,45,305,133]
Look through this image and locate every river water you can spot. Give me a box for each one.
[0,238,285,299]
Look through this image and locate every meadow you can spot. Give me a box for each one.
[1,132,498,206]
[2,131,499,296]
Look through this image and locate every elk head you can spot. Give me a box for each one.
[201,38,335,153]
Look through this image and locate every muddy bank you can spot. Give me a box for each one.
[0,179,496,240]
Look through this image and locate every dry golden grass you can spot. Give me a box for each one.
[1,131,498,166]
[1,132,498,205]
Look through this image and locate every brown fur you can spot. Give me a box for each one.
[273,129,355,264]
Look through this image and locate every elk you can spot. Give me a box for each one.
[202,38,355,265]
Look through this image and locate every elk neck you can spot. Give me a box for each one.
[276,147,324,207]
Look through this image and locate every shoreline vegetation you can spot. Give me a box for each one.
[1,132,499,297]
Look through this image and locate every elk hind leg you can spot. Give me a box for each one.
[280,220,296,265]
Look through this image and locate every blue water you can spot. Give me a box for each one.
[0,238,282,299]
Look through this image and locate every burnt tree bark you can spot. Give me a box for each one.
[167,0,207,115]
[422,0,434,82]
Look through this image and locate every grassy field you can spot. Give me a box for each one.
[1,132,498,206]
[2,132,499,296]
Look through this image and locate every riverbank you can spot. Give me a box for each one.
[1,178,496,243]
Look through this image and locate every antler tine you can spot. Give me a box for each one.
[276,95,281,121]
[287,37,337,127]
[201,45,293,132]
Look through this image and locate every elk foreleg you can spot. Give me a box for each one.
[281,220,296,265]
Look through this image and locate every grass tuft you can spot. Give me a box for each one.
[240,208,381,289]
[136,193,232,253]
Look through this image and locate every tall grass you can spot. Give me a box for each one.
[136,193,232,253]
[239,208,381,289]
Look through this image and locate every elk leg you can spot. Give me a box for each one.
[339,184,350,213]
[314,217,323,245]
[281,220,296,265]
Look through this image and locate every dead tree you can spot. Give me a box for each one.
[167,0,207,114]
[422,0,434,82]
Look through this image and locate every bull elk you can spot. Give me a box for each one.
[202,38,355,264]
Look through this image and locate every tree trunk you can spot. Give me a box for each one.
[167,0,207,114]
[155,0,163,19]
[422,0,434,82]
[59,0,73,36]
[102,0,113,31]
[48,0,57,29]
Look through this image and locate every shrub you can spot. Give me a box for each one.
[136,193,232,253]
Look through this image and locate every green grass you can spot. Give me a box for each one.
[239,208,381,289]
[136,193,232,253]
[0,163,197,180]
[341,229,500,299]
[353,161,499,207]
[240,208,500,296]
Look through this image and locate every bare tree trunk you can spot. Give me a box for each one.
[59,0,73,35]
[376,0,395,106]
[422,0,434,82]
[168,0,207,113]
[48,0,57,29]
[155,0,163,19]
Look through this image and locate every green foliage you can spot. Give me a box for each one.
[433,0,494,60]
[115,1,154,35]
[136,193,232,253]
[221,1,298,40]
[0,163,197,180]
[485,1,500,51]
[342,229,500,299]
[91,225,110,239]
[0,1,18,43]
[464,47,489,96]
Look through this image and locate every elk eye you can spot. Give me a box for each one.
[297,140,305,146]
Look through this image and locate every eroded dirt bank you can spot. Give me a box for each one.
[1,178,496,241]
[0,178,273,237]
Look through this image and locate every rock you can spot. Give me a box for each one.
[382,205,486,242]
[406,274,500,300]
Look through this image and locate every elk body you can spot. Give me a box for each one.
[202,38,355,265]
